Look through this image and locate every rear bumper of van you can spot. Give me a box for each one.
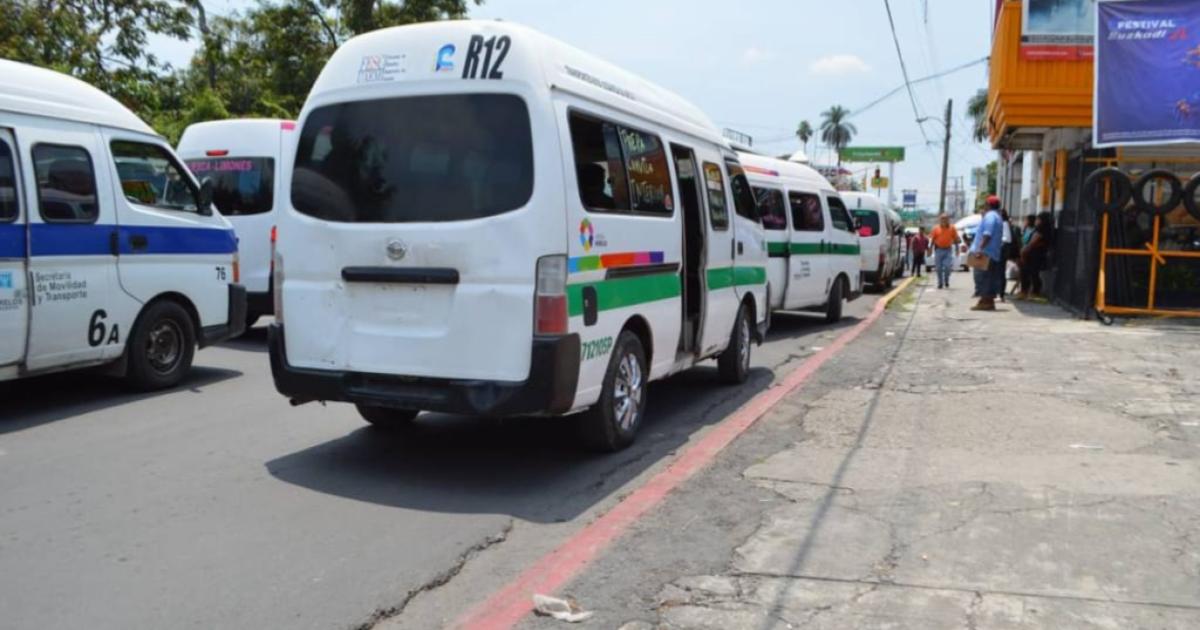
[200,284,248,347]
[267,324,580,416]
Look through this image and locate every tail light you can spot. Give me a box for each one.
[271,227,283,323]
[534,255,568,336]
[232,251,240,283]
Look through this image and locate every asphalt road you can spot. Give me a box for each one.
[0,292,881,630]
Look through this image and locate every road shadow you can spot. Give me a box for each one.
[767,310,861,342]
[0,365,242,435]
[218,325,270,354]
[1007,296,1080,321]
[265,365,775,524]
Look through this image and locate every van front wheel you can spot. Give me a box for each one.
[578,331,646,452]
[126,300,196,391]
[356,405,419,429]
[825,278,844,323]
[717,305,751,384]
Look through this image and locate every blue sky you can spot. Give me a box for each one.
[157,0,996,208]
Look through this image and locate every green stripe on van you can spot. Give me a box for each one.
[828,243,861,256]
[707,266,767,290]
[771,242,864,256]
[767,241,789,256]
[566,272,681,317]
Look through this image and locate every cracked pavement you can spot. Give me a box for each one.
[519,280,1200,630]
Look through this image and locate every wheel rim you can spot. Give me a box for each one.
[613,351,643,432]
[738,316,751,372]
[145,319,183,374]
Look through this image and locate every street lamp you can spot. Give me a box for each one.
[919,99,953,217]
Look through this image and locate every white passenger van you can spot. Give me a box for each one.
[177,119,292,328]
[842,192,903,291]
[739,153,863,322]
[0,60,246,388]
[269,22,769,450]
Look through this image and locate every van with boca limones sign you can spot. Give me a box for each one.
[268,21,769,450]
[0,60,246,389]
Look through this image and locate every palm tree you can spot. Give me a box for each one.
[795,120,813,157]
[967,88,989,143]
[820,105,857,168]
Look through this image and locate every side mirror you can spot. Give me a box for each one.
[198,178,214,216]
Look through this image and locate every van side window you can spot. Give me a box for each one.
[852,209,880,236]
[0,140,17,222]
[723,160,758,221]
[618,127,671,215]
[702,162,728,230]
[788,192,824,232]
[753,187,787,231]
[111,141,199,213]
[826,196,854,233]
[33,144,98,223]
[568,113,671,216]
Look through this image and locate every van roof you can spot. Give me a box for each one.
[736,152,835,191]
[306,20,727,146]
[840,191,883,209]
[0,59,157,136]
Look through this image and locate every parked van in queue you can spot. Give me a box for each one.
[842,191,903,291]
[177,119,294,330]
[0,60,246,389]
[269,21,770,450]
[739,153,863,322]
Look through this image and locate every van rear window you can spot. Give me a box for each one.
[291,94,533,223]
[185,158,274,216]
[852,209,880,237]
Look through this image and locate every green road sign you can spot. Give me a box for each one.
[839,146,906,162]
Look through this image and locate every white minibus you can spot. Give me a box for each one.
[178,119,294,328]
[0,60,246,388]
[739,153,863,322]
[842,191,903,291]
[268,22,769,450]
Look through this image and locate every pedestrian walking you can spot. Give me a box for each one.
[969,196,1007,311]
[910,227,929,277]
[998,210,1015,303]
[930,214,960,289]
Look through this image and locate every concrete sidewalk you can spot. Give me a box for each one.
[523,277,1200,630]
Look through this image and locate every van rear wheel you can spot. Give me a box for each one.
[126,300,196,391]
[717,305,751,384]
[578,331,646,452]
[356,405,419,429]
[825,278,844,323]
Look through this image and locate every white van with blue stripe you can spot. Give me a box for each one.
[0,60,246,389]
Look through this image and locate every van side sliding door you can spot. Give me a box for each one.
[0,128,29,366]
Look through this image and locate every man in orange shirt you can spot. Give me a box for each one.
[930,213,961,289]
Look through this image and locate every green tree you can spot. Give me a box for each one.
[967,88,989,144]
[819,105,857,168]
[795,120,813,157]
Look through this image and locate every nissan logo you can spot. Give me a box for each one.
[386,239,408,261]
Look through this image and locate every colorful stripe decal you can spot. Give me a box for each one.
[567,271,681,317]
[568,251,665,274]
[707,266,767,290]
[0,223,237,258]
[744,165,780,177]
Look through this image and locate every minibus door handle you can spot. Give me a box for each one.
[109,231,119,256]
[737,241,744,256]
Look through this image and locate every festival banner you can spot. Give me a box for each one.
[1094,0,1200,147]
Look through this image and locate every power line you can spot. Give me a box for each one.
[882,0,931,144]
[851,56,989,118]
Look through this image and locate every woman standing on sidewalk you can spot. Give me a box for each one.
[1019,212,1052,298]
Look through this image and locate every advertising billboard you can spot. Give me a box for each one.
[1022,0,1097,60]
[1094,0,1200,147]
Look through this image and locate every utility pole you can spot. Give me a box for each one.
[938,99,953,215]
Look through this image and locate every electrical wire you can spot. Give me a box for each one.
[882,0,931,144]
[850,57,989,118]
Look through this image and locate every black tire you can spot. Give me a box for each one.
[824,277,844,323]
[1184,173,1200,222]
[1083,167,1132,215]
[718,304,752,385]
[1132,169,1183,216]
[578,331,647,452]
[356,404,419,429]
[125,300,196,391]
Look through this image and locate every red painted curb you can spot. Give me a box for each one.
[455,279,915,630]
